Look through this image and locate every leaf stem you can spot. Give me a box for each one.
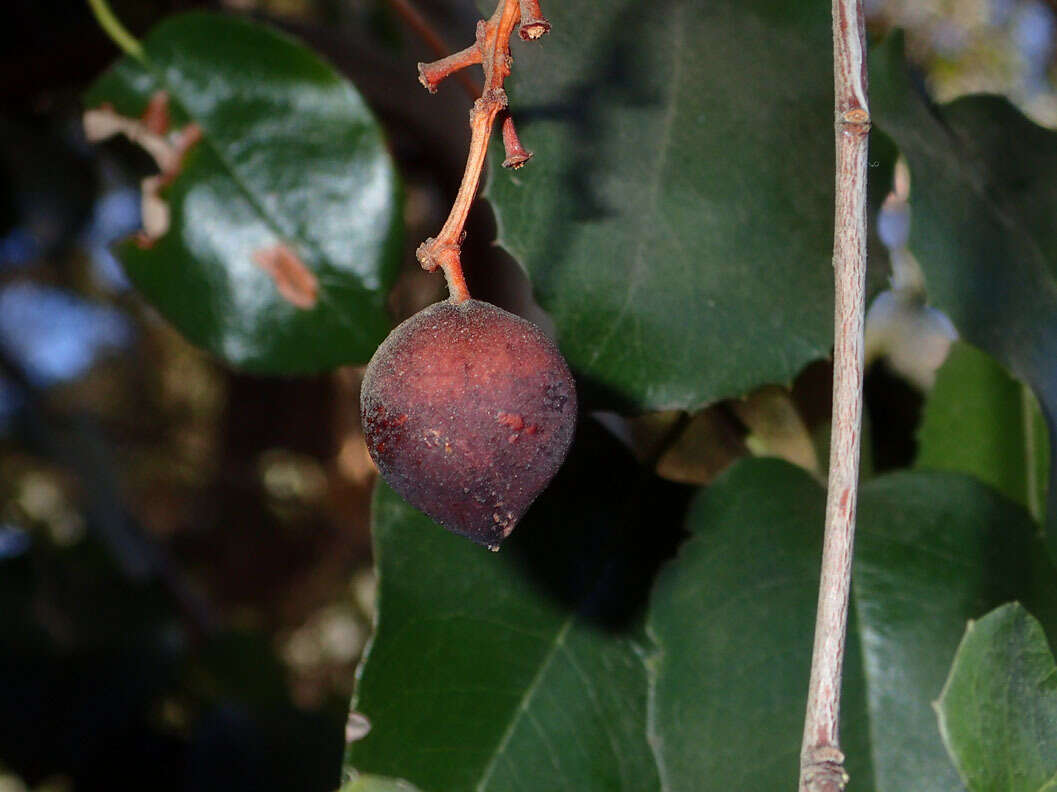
[799,1,870,790]
[86,0,145,61]
[414,0,548,302]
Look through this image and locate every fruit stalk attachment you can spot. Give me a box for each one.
[414,0,549,303]
[798,0,871,790]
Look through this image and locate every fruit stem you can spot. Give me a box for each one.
[87,0,146,61]
[417,42,483,95]
[389,0,481,100]
[798,1,870,790]
[414,0,549,303]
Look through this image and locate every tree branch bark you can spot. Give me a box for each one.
[799,0,870,789]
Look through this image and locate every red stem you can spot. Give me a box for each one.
[415,0,549,302]
[418,42,482,95]
[389,0,481,98]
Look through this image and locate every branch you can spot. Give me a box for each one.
[417,42,482,95]
[414,0,548,303]
[389,0,482,101]
[799,0,870,790]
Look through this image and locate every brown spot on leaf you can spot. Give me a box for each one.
[133,232,155,250]
[161,123,202,188]
[141,91,170,135]
[253,243,319,309]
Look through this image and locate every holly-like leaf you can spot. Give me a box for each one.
[937,603,1057,792]
[344,424,685,791]
[647,459,1055,791]
[870,33,1057,556]
[84,13,401,373]
[485,0,851,411]
[916,341,1049,519]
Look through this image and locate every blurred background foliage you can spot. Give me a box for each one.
[1,0,1056,789]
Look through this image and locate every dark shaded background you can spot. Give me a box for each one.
[0,1,499,789]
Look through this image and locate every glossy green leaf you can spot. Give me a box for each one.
[647,459,1053,791]
[870,33,1057,554]
[485,0,844,411]
[937,604,1057,792]
[345,425,685,791]
[84,13,400,373]
[916,341,1049,519]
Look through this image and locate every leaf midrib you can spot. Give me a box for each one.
[472,617,575,792]
[586,4,686,368]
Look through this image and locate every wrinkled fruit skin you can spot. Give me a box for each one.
[361,299,577,548]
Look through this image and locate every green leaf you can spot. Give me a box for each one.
[852,471,1057,790]
[916,341,1049,520]
[645,460,871,789]
[647,459,1052,791]
[485,0,849,411]
[937,604,1057,792]
[345,424,684,791]
[84,13,400,373]
[870,33,1057,555]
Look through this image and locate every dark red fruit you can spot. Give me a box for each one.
[361,299,577,548]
